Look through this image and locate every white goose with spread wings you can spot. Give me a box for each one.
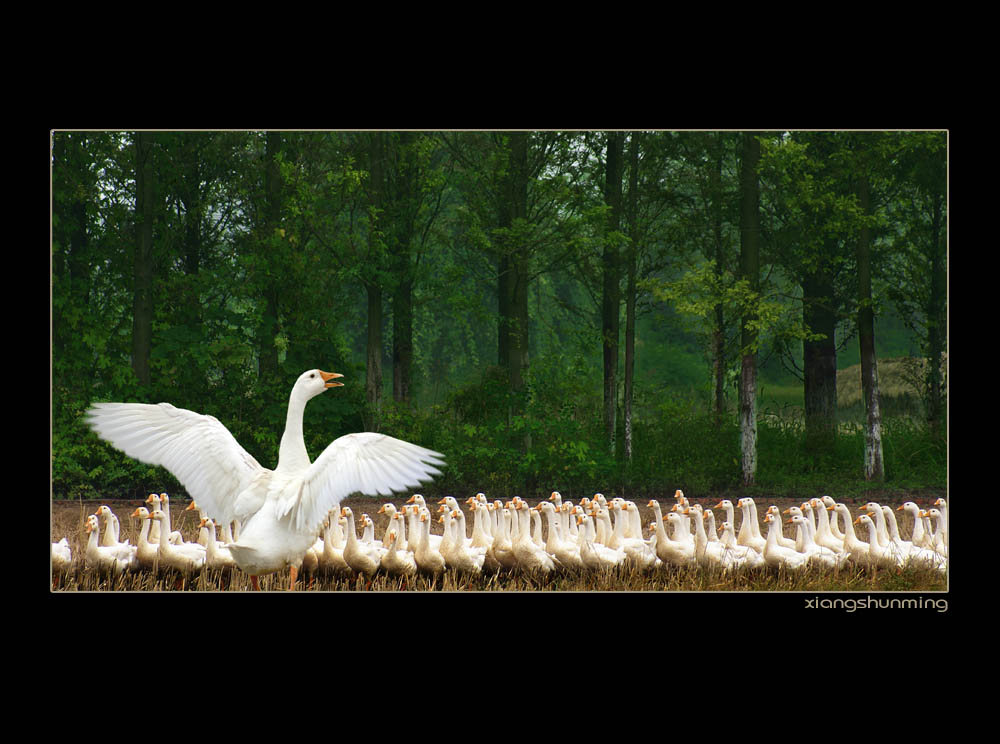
[86,369,445,590]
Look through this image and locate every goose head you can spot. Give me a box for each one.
[131,507,150,520]
[292,369,344,402]
[85,514,100,533]
[149,509,169,524]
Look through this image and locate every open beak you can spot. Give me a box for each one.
[320,370,344,388]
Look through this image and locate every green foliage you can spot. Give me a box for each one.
[51,130,946,501]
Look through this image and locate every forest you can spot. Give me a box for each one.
[50,130,948,503]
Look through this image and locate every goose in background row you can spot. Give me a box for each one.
[84,514,136,574]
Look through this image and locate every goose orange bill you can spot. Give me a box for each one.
[319,370,344,387]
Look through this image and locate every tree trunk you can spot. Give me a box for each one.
[391,133,416,405]
[392,276,413,405]
[602,132,624,457]
[802,256,838,455]
[132,131,154,389]
[258,132,282,381]
[857,171,884,480]
[366,133,386,431]
[506,132,530,400]
[366,282,383,432]
[925,192,946,438]
[624,133,640,463]
[710,133,727,428]
[738,132,760,486]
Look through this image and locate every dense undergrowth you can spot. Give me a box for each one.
[52,360,947,503]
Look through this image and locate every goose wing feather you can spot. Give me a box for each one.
[288,432,445,535]
[85,402,265,526]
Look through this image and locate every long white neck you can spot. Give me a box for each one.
[691,513,708,556]
[87,525,100,554]
[277,386,312,472]
[765,519,780,550]
[149,499,161,541]
[882,507,904,542]
[837,507,862,547]
[137,517,151,548]
[905,506,925,544]
[749,501,762,538]
[344,513,359,547]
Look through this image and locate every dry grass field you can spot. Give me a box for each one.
[49,491,948,593]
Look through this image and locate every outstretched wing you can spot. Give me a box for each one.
[85,402,266,527]
[283,432,445,535]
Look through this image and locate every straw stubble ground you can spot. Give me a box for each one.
[49,492,948,593]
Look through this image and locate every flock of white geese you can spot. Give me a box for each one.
[52,489,949,584]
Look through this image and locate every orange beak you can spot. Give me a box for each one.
[320,370,344,388]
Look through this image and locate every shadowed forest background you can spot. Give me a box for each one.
[50,130,947,501]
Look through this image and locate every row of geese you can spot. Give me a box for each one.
[52,489,949,582]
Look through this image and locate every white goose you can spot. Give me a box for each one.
[468,500,494,551]
[86,369,444,590]
[130,507,161,569]
[926,508,949,557]
[576,514,627,571]
[512,502,556,573]
[785,514,849,570]
[881,509,946,572]
[487,507,517,571]
[853,513,905,568]
[934,498,949,548]
[736,498,767,553]
[443,509,486,575]
[150,509,205,573]
[761,513,809,570]
[377,503,402,549]
[84,514,136,574]
[537,501,583,571]
[199,518,237,571]
[646,501,695,566]
[896,502,929,549]
[820,496,846,542]
[414,509,446,577]
[381,528,417,577]
[321,515,352,576]
[765,506,799,551]
[716,521,765,569]
[52,537,72,580]
[828,503,872,566]
[143,494,181,545]
[96,505,124,548]
[809,498,845,553]
[341,507,383,578]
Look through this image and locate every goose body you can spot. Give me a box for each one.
[86,369,444,589]
[381,529,417,577]
[130,507,161,569]
[150,510,205,573]
[199,518,237,570]
[414,509,446,576]
[84,514,136,573]
[762,513,809,570]
[52,537,72,575]
[341,507,383,577]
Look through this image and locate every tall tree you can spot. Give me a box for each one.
[258,131,283,382]
[885,132,947,436]
[623,132,640,463]
[738,132,761,487]
[132,132,155,389]
[365,132,386,431]
[602,132,624,456]
[855,143,884,480]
